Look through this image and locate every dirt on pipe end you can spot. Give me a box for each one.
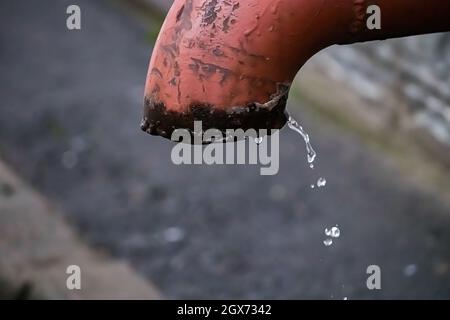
[141,82,290,140]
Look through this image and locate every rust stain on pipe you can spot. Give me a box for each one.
[141,0,450,141]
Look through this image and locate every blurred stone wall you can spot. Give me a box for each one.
[301,34,450,153]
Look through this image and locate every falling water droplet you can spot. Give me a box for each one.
[331,226,340,238]
[287,116,317,167]
[323,238,333,246]
[317,177,327,188]
[255,137,263,145]
[310,184,315,189]
[325,226,340,238]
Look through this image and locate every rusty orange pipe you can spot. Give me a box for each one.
[141,0,450,140]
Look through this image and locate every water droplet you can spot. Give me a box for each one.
[331,227,340,238]
[310,184,315,189]
[325,226,340,238]
[343,297,348,300]
[287,116,317,166]
[309,164,314,169]
[255,137,263,145]
[323,238,333,246]
[317,177,327,188]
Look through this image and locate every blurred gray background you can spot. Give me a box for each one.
[1,0,450,299]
